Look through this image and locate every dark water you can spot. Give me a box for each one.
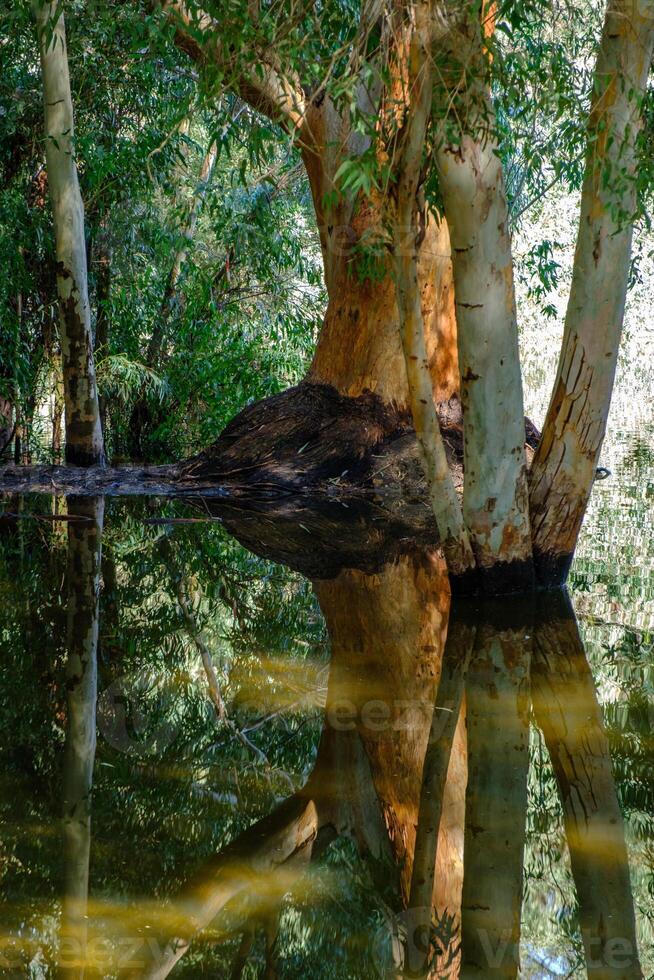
[0,431,653,979]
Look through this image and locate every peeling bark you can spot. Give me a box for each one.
[34,1,104,466]
[529,0,654,585]
[434,8,533,590]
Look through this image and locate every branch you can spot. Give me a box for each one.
[158,0,307,135]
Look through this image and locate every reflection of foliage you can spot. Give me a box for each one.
[0,496,326,974]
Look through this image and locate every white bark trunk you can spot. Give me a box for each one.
[34,1,104,466]
[529,0,654,584]
[436,103,532,586]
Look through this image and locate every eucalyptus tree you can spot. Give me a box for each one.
[33,1,104,465]
[159,0,654,594]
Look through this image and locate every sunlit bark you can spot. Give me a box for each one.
[434,7,533,588]
[392,1,474,581]
[529,0,654,585]
[33,1,104,466]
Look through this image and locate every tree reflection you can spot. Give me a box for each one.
[0,496,643,978]
[130,499,640,979]
[61,496,104,979]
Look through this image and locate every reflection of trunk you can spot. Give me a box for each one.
[405,612,475,978]
[314,551,466,913]
[33,1,104,466]
[460,604,532,979]
[532,592,641,980]
[60,495,104,979]
[137,549,466,979]
[529,1,654,585]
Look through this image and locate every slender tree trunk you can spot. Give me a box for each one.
[60,495,104,979]
[460,604,532,978]
[434,12,533,591]
[146,137,218,369]
[405,611,475,978]
[33,1,104,466]
[0,394,13,459]
[94,235,112,443]
[392,2,474,584]
[532,592,641,979]
[529,0,654,585]
[52,348,65,464]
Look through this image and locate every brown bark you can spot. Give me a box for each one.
[314,551,467,918]
[164,3,460,416]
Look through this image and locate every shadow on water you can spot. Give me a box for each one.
[0,492,649,978]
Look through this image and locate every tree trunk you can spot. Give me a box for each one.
[392,2,474,584]
[34,0,104,466]
[405,611,475,978]
[60,495,104,979]
[434,12,533,591]
[529,0,654,585]
[532,592,641,979]
[146,137,218,369]
[94,234,112,444]
[0,394,14,460]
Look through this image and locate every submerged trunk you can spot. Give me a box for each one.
[34,0,104,466]
[529,0,654,585]
[60,495,104,978]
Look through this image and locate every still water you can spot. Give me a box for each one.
[0,428,653,978]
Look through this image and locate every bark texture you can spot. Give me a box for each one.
[34,1,104,466]
[529,0,654,584]
[392,1,474,582]
[435,8,533,588]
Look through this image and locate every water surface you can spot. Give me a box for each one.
[0,425,653,978]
